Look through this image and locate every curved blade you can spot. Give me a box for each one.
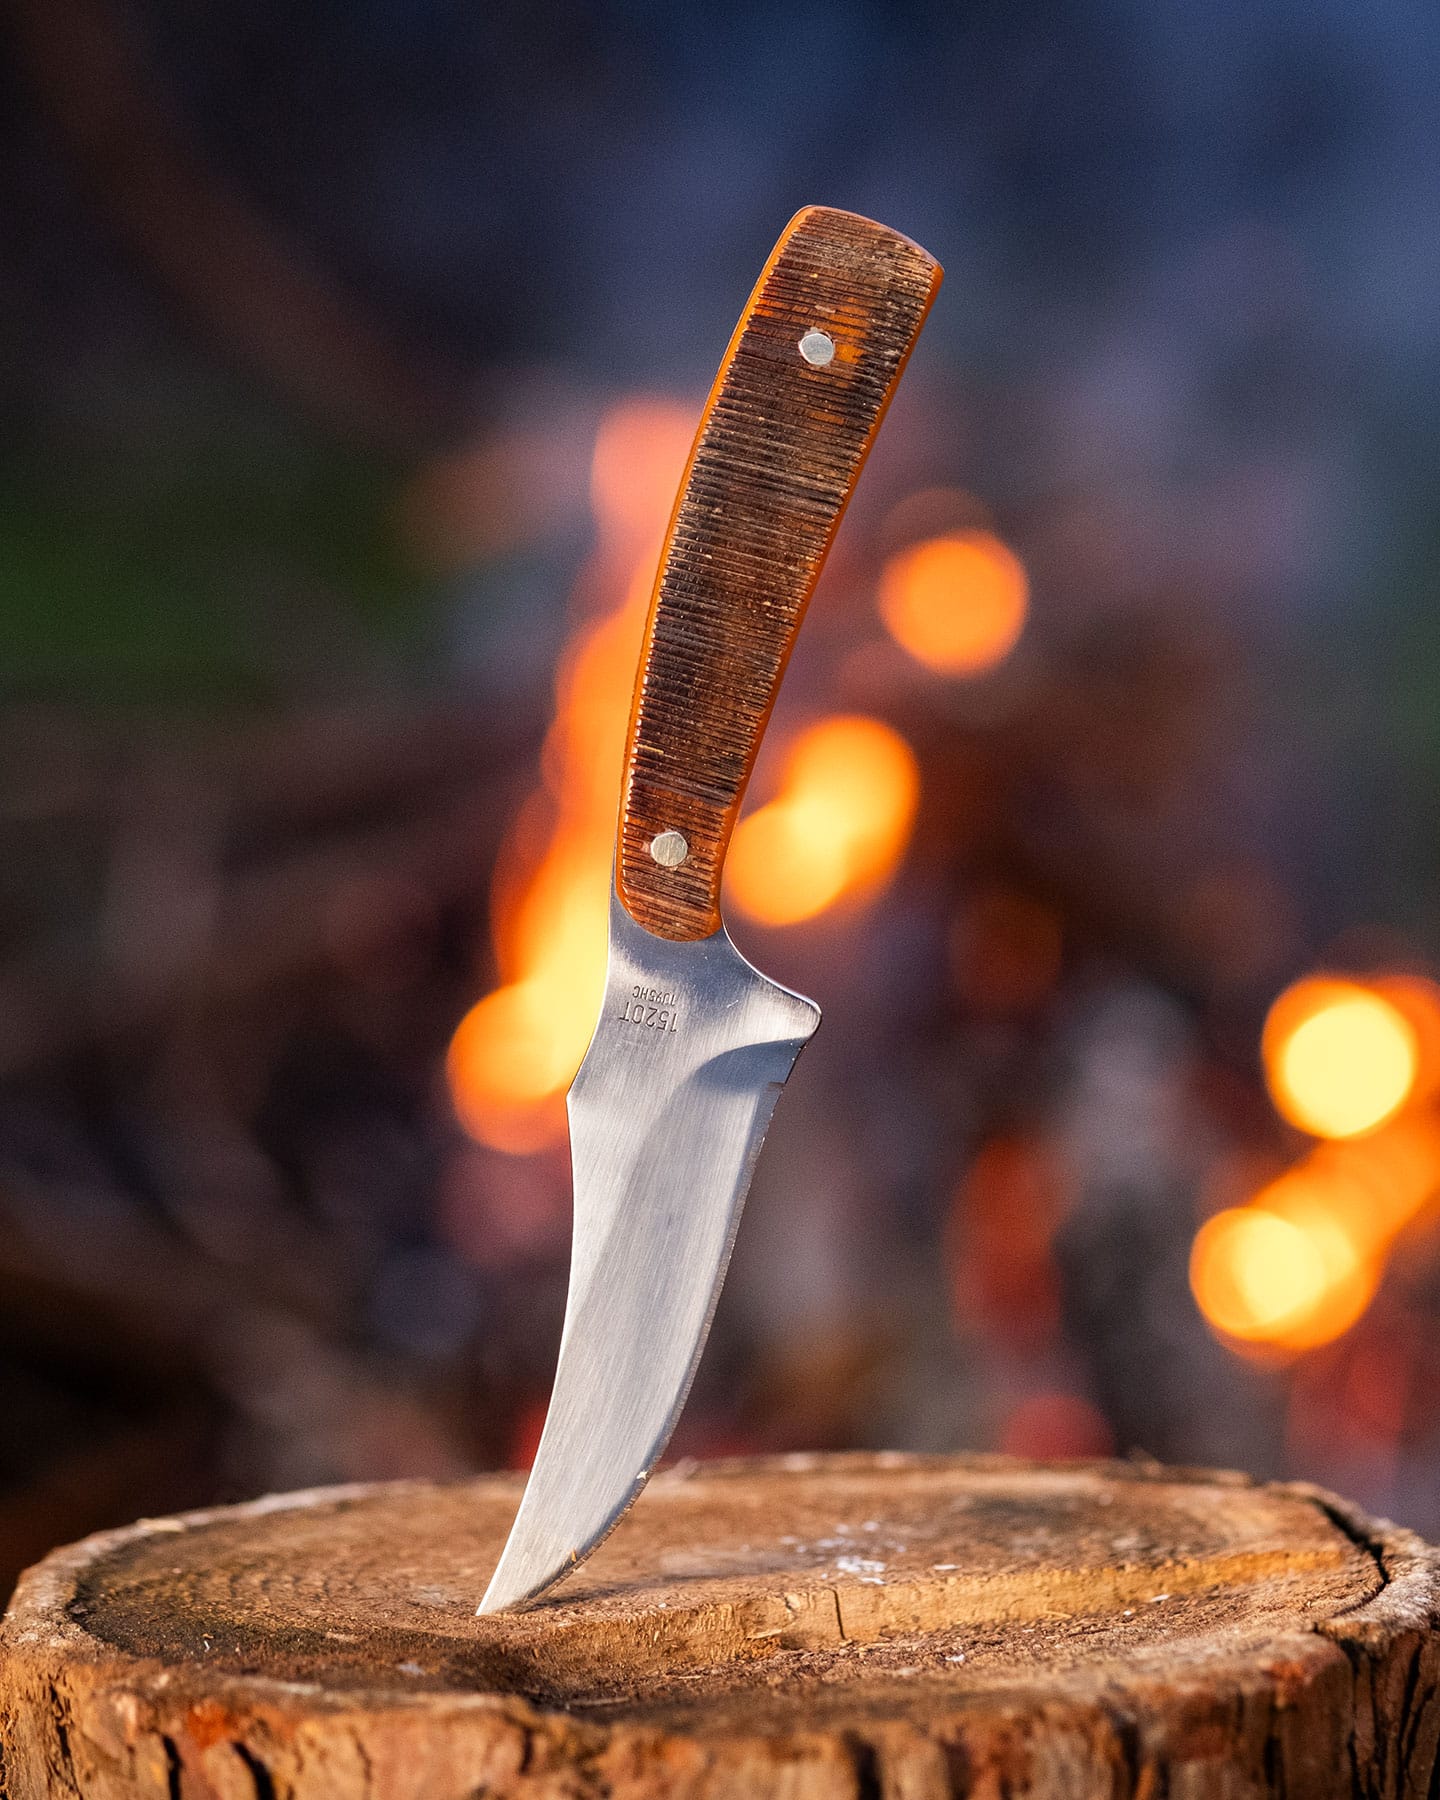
[478,894,819,1613]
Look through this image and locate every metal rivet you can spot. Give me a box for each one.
[798,329,835,367]
[649,830,689,868]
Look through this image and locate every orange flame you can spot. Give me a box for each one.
[1262,975,1419,1140]
[447,399,923,1150]
[447,398,696,1154]
[726,716,920,927]
[878,531,1028,676]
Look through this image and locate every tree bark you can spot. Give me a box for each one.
[1,1453,1436,1797]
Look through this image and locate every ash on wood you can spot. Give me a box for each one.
[2,1454,1437,1798]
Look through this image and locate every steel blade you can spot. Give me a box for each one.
[477,893,819,1613]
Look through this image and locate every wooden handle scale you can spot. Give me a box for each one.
[617,205,942,940]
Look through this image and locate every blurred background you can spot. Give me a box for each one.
[2,0,1440,1599]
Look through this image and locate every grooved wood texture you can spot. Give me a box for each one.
[618,206,942,939]
[3,1454,1438,1797]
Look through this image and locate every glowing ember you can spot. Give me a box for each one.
[878,530,1028,676]
[726,715,920,927]
[1262,976,1418,1139]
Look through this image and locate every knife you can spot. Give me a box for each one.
[478,206,941,1613]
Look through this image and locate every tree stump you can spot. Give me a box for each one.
[1,1454,1437,1798]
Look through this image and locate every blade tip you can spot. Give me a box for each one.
[477,1550,568,1616]
[476,1587,523,1617]
[476,1570,535,1616]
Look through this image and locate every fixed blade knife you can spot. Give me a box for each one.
[479,206,941,1614]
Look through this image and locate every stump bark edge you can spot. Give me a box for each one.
[0,1452,1437,1799]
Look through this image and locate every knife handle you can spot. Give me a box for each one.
[617,205,942,941]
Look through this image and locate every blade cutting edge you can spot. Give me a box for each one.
[477,894,819,1613]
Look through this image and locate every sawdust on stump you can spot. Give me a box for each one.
[1,1453,1437,1796]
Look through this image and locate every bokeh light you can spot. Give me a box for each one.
[726,716,920,927]
[1371,976,1440,1106]
[1190,1116,1440,1357]
[447,981,572,1155]
[1262,977,1418,1140]
[1189,1204,1373,1351]
[878,530,1028,676]
[590,399,699,547]
[999,1391,1114,1460]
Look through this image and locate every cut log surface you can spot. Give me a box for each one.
[2,1453,1437,1798]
